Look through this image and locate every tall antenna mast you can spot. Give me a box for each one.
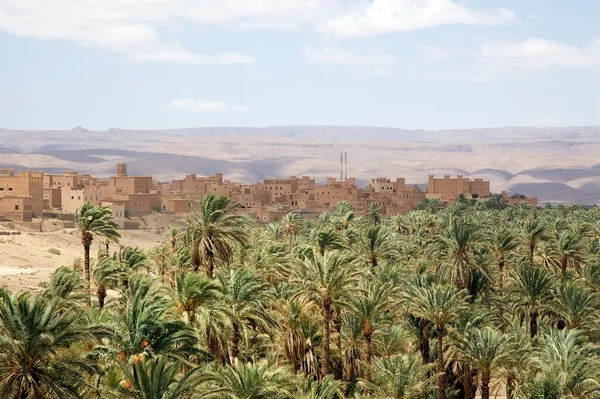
[340,152,343,181]
[344,152,347,181]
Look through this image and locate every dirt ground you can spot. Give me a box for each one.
[0,213,184,291]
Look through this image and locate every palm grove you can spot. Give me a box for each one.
[2,193,600,399]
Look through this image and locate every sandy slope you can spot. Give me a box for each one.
[0,216,173,291]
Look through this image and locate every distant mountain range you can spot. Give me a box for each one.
[1,125,599,204]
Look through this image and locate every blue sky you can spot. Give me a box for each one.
[1,0,599,131]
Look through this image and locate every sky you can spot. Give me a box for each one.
[1,0,599,131]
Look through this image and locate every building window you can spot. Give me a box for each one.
[8,188,12,191]
[78,196,81,201]
[71,196,74,200]
[14,205,19,210]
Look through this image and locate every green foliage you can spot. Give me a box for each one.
[4,198,600,399]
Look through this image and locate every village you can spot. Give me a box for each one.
[0,163,537,225]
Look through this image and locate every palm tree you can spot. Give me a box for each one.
[429,216,483,289]
[355,225,396,269]
[217,267,276,364]
[169,271,220,324]
[521,218,548,269]
[281,213,302,248]
[201,362,297,399]
[298,376,344,399]
[369,355,432,399]
[0,290,103,398]
[40,265,86,303]
[554,231,584,277]
[111,274,202,361]
[409,283,469,399]
[366,202,383,225]
[456,327,523,399]
[527,329,600,398]
[491,227,519,289]
[508,265,554,339]
[165,226,182,253]
[93,255,127,310]
[551,280,597,330]
[348,281,395,381]
[292,251,362,378]
[308,227,346,256]
[75,202,121,305]
[186,193,249,277]
[119,355,208,399]
[485,194,509,210]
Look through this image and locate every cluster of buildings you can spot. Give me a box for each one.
[0,163,537,224]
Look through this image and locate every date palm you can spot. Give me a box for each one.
[369,355,432,399]
[93,255,128,310]
[292,251,362,378]
[201,362,297,399]
[186,193,249,277]
[111,274,201,361]
[348,281,395,381]
[0,290,103,398]
[165,226,182,254]
[528,329,600,398]
[521,218,548,269]
[355,225,396,269]
[508,265,554,339]
[169,271,220,324]
[75,202,121,305]
[216,267,276,364]
[491,227,519,289]
[456,327,523,399]
[118,355,208,399]
[408,283,469,399]
[366,202,383,225]
[429,216,483,290]
[551,280,597,330]
[281,213,302,248]
[308,227,346,256]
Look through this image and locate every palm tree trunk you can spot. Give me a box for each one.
[83,239,92,307]
[437,326,446,399]
[463,368,476,399]
[105,241,109,254]
[481,371,491,399]
[506,375,515,399]
[332,308,343,380]
[530,311,538,339]
[498,254,505,289]
[231,322,240,364]
[207,253,215,279]
[363,330,372,382]
[420,320,431,364]
[97,284,106,310]
[191,241,201,272]
[529,244,535,269]
[321,300,331,379]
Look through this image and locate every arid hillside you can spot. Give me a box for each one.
[2,126,600,204]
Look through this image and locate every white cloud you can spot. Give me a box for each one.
[133,51,256,65]
[419,45,454,60]
[303,45,396,65]
[319,0,516,39]
[478,37,600,71]
[0,0,335,62]
[169,99,249,113]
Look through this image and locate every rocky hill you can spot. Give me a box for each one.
[1,125,599,204]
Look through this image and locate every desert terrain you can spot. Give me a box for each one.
[1,125,600,204]
[0,214,180,291]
